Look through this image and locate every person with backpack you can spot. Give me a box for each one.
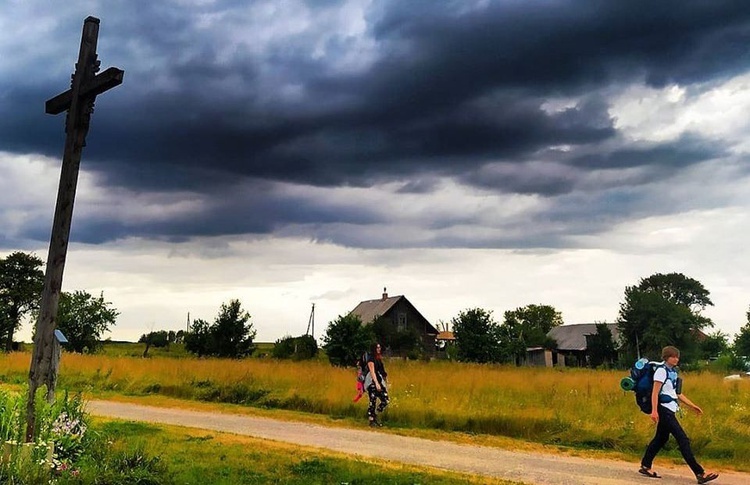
[363,342,389,427]
[639,346,718,484]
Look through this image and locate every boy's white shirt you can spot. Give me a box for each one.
[654,362,679,412]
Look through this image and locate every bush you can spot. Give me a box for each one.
[272,335,318,361]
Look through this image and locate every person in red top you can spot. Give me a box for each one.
[364,342,389,427]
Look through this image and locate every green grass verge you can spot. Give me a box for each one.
[88,418,519,485]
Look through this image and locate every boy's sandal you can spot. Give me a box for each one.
[696,472,718,484]
[638,467,661,478]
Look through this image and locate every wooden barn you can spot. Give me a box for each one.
[349,288,439,353]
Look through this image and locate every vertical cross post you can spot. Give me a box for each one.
[25,16,123,442]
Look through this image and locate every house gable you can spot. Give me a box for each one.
[349,290,439,343]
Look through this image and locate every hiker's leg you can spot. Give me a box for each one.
[366,385,378,420]
[376,388,390,413]
[641,409,670,469]
[662,410,704,476]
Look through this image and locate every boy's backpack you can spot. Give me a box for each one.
[622,358,677,414]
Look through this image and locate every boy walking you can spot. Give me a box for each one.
[639,346,718,484]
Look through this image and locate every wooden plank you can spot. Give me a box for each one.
[45,67,124,114]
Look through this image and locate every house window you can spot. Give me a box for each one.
[397,313,407,331]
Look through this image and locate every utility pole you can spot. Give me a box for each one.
[306,303,315,339]
[26,16,123,442]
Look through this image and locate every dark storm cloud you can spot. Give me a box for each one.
[67,183,386,245]
[2,0,750,247]
[568,134,726,171]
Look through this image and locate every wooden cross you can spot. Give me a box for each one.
[26,16,123,442]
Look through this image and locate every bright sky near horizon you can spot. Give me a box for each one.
[2,1,750,343]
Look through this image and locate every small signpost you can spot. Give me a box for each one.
[26,16,123,442]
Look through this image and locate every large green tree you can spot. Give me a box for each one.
[0,252,44,351]
[452,308,502,363]
[733,306,750,359]
[499,304,563,365]
[56,290,119,353]
[322,314,372,367]
[617,272,714,362]
[211,299,256,358]
[184,300,256,358]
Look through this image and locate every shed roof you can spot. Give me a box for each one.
[548,323,620,351]
[436,331,455,341]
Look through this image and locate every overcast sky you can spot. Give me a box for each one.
[2,0,750,343]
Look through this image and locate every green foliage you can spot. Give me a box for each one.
[587,323,618,367]
[322,314,372,367]
[139,330,181,358]
[272,334,319,360]
[0,387,25,443]
[734,306,750,359]
[184,318,212,357]
[272,335,296,359]
[56,290,120,353]
[617,272,714,363]
[184,300,256,358]
[0,388,169,484]
[0,389,86,481]
[0,251,44,351]
[638,272,713,309]
[452,308,502,363]
[139,331,170,348]
[212,300,256,358]
[700,330,729,360]
[499,304,563,364]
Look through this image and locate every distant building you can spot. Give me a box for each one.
[527,323,620,367]
[350,288,439,352]
[436,330,455,344]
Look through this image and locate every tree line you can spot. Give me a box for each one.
[0,252,118,353]
[321,272,750,369]
[3,250,750,369]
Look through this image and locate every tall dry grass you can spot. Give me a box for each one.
[2,352,749,467]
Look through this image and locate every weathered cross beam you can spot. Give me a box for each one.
[26,16,123,442]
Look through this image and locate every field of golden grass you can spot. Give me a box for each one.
[2,350,749,469]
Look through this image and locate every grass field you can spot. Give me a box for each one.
[2,344,750,473]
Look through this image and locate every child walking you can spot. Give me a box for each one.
[639,346,718,484]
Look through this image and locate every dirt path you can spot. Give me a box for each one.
[88,400,747,485]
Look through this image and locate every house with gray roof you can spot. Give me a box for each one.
[349,288,439,353]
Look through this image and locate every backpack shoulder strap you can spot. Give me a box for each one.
[652,364,680,402]
[651,363,667,393]
[665,366,678,386]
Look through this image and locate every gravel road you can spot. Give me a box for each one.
[87,400,748,485]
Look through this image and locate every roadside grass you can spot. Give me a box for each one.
[2,350,750,471]
[89,418,520,484]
